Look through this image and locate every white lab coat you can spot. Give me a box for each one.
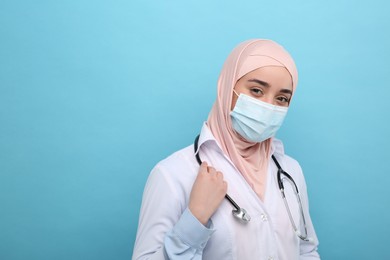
[133,123,320,260]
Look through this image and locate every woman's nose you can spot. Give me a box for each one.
[261,95,275,105]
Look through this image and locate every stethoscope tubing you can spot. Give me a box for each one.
[194,134,310,240]
[194,135,243,215]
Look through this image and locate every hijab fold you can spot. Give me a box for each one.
[207,39,298,199]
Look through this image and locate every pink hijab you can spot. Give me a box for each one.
[207,39,298,199]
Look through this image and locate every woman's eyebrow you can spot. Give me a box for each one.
[248,78,270,87]
[280,89,293,95]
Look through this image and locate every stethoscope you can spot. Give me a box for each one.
[194,134,310,241]
[194,135,251,223]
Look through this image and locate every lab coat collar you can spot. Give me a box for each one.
[195,122,222,154]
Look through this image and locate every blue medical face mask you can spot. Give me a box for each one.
[230,91,288,143]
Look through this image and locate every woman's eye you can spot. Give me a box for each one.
[277,96,290,104]
[250,88,263,96]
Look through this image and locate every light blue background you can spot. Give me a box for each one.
[1,0,389,259]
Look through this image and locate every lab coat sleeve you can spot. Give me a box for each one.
[132,162,214,260]
[164,208,215,259]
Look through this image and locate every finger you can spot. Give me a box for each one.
[222,181,228,192]
[223,180,228,188]
[200,161,208,172]
[216,171,224,179]
[207,166,217,175]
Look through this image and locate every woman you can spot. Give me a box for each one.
[132,39,320,259]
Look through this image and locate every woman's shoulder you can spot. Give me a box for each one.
[148,144,199,185]
[157,144,196,169]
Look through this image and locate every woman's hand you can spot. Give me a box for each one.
[189,162,228,226]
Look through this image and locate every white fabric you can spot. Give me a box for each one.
[132,123,320,260]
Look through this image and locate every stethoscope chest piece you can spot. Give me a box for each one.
[232,207,251,222]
